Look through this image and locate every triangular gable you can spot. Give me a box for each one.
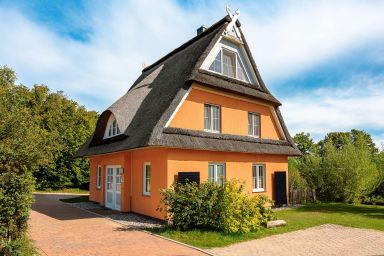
[199,9,259,85]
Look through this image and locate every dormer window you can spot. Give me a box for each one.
[208,48,249,83]
[104,115,120,139]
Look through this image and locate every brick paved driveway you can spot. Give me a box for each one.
[207,224,384,256]
[29,193,207,256]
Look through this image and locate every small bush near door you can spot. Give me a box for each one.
[158,180,275,233]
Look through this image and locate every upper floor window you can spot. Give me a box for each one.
[208,163,225,186]
[204,104,220,133]
[209,48,249,83]
[252,164,265,192]
[248,112,260,137]
[104,115,120,139]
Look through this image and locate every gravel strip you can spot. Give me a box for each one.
[71,202,164,229]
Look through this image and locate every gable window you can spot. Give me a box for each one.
[252,164,265,192]
[204,104,220,133]
[104,115,120,139]
[248,112,260,137]
[143,163,151,195]
[96,165,101,189]
[208,48,249,83]
[208,163,225,186]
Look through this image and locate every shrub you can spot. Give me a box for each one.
[0,170,34,253]
[159,180,274,233]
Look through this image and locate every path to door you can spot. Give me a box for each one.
[29,193,208,256]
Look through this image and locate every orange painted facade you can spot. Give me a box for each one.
[88,83,290,219]
[90,148,288,219]
[170,83,283,140]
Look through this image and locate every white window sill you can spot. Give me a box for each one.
[143,193,151,197]
[248,135,260,138]
[253,188,265,193]
[96,186,101,190]
[103,133,121,139]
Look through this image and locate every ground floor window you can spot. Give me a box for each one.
[143,163,151,195]
[253,164,265,192]
[208,163,225,185]
[96,165,101,189]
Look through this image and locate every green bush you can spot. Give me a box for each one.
[1,235,37,256]
[159,180,275,233]
[0,170,34,254]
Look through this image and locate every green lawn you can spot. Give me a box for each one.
[35,188,89,194]
[149,203,384,248]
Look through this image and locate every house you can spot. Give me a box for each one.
[76,11,301,219]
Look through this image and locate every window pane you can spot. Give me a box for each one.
[212,106,220,132]
[252,166,257,189]
[145,165,151,193]
[217,164,225,186]
[236,57,249,82]
[248,113,253,136]
[204,105,211,130]
[258,166,264,189]
[208,164,215,183]
[209,51,222,73]
[254,114,260,137]
[222,50,236,78]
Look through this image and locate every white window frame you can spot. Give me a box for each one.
[252,164,266,192]
[104,115,120,139]
[208,163,226,185]
[207,45,251,83]
[143,163,151,196]
[248,112,260,138]
[204,103,221,133]
[96,165,101,189]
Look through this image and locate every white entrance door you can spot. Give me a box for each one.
[105,166,122,211]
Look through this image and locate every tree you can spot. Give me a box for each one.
[321,137,380,202]
[0,66,49,253]
[293,132,318,155]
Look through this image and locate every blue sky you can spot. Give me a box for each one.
[0,0,383,146]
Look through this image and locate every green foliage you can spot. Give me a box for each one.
[0,66,98,190]
[0,170,35,253]
[288,158,308,191]
[159,180,274,233]
[1,235,37,256]
[291,130,382,203]
[0,66,96,253]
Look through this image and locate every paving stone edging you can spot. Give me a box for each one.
[65,202,216,256]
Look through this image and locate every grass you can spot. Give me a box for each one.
[35,188,89,194]
[149,203,384,248]
[59,195,90,203]
[1,235,38,256]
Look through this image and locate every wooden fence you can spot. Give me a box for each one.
[289,188,317,205]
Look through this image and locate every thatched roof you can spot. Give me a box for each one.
[76,15,301,157]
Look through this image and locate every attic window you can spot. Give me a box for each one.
[104,115,120,139]
[208,48,249,83]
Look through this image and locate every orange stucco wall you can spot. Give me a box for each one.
[89,148,168,219]
[169,84,283,140]
[167,148,288,200]
[89,147,289,219]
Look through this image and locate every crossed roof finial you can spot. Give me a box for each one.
[225,5,241,36]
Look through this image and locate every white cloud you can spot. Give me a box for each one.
[0,0,384,122]
[241,1,384,82]
[281,74,384,145]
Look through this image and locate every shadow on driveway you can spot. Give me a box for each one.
[32,193,98,221]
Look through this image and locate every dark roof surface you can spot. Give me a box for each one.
[76,15,300,157]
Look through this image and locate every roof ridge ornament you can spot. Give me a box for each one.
[224,6,241,40]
